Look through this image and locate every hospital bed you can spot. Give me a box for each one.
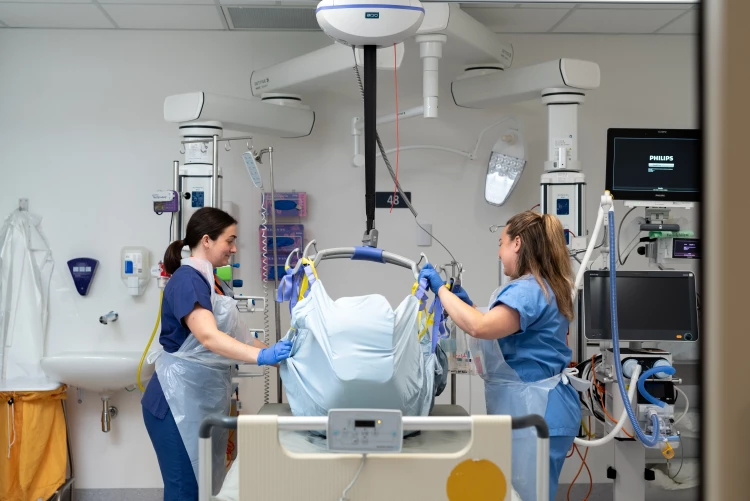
[200,404,548,501]
[201,245,542,499]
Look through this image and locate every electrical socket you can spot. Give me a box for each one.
[571,236,587,251]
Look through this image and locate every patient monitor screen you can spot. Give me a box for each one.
[606,129,700,202]
[584,271,699,342]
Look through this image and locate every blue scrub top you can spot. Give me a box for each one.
[141,265,214,419]
[491,276,581,437]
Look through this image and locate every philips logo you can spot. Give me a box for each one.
[650,155,674,161]
[365,12,379,18]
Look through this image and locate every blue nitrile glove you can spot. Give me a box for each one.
[257,340,293,366]
[453,286,474,307]
[418,263,446,295]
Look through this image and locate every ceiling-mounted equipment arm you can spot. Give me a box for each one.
[418,3,513,69]
[164,92,315,138]
[451,59,600,109]
[249,4,512,121]
[452,58,599,175]
[250,43,405,97]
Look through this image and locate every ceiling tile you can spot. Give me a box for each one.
[102,4,224,29]
[464,7,570,32]
[0,0,95,3]
[0,3,113,28]
[658,8,697,33]
[459,2,579,6]
[220,0,317,4]
[577,2,694,8]
[514,3,577,7]
[459,2,521,7]
[99,0,214,4]
[553,8,684,32]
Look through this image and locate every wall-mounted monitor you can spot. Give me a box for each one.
[606,128,700,203]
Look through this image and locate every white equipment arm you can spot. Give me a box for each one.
[163,91,314,138]
[250,43,405,97]
[250,4,513,120]
[452,59,600,109]
[418,3,513,68]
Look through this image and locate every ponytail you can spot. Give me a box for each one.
[505,211,575,321]
[164,239,185,275]
[540,214,574,320]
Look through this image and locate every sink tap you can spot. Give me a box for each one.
[99,311,119,325]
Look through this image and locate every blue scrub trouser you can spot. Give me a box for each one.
[142,406,198,501]
[549,435,575,501]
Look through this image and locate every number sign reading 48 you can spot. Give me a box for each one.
[375,192,412,209]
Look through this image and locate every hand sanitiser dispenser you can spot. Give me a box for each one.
[67,258,99,296]
[121,247,150,296]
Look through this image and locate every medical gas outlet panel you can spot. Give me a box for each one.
[179,166,224,240]
[541,171,585,247]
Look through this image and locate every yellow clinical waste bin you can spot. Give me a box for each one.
[0,386,67,501]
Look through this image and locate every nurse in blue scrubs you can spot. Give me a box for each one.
[419,210,580,501]
[141,207,292,501]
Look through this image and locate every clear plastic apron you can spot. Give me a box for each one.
[148,258,253,494]
[468,285,577,501]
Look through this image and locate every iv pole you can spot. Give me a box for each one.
[250,146,283,403]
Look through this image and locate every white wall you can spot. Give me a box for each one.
[0,29,697,490]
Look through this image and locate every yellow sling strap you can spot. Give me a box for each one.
[412,281,434,340]
[296,258,320,303]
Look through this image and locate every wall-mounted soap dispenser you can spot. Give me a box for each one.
[121,247,150,296]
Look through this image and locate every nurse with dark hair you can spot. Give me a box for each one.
[141,207,292,500]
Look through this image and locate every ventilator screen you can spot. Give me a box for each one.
[583,270,699,342]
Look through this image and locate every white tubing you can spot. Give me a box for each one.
[573,205,605,300]
[674,387,690,424]
[574,365,641,447]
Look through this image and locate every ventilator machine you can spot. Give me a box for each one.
[560,126,700,500]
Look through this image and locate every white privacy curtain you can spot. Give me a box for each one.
[0,208,54,382]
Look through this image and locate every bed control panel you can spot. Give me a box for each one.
[327,409,403,454]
